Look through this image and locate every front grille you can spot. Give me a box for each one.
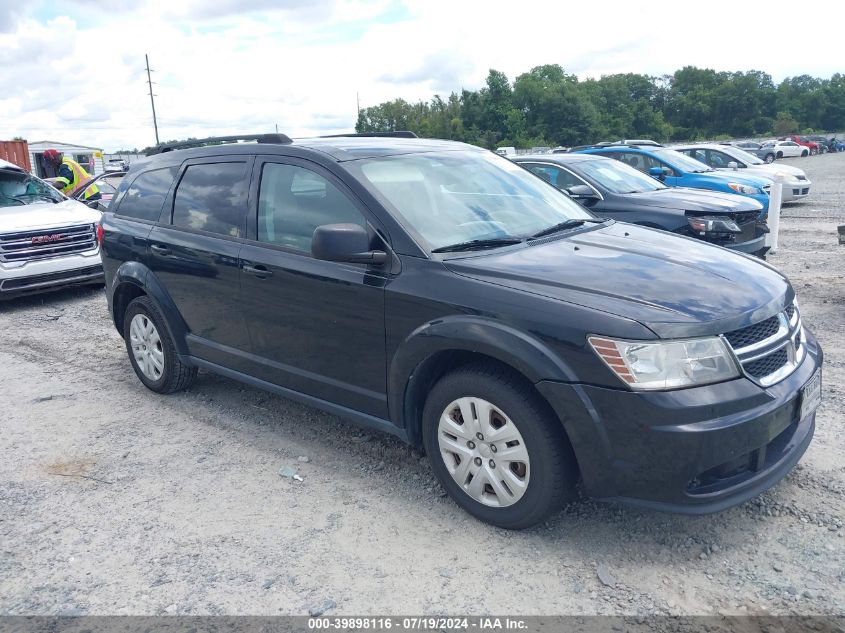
[744,348,789,378]
[733,211,758,226]
[762,184,771,195]
[723,302,804,387]
[0,224,96,263]
[801,188,809,195]
[725,315,780,349]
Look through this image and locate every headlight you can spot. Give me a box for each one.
[589,336,740,390]
[728,182,761,195]
[687,215,742,234]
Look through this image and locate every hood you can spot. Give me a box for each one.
[724,164,807,179]
[624,188,763,213]
[445,222,790,338]
[0,198,101,233]
[694,169,773,187]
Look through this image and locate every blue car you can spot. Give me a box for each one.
[575,144,773,216]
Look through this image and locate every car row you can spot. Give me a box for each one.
[671,143,811,202]
[512,153,768,255]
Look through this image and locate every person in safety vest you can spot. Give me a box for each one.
[43,149,101,201]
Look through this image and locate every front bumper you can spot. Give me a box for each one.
[536,329,822,513]
[781,180,811,202]
[0,250,103,299]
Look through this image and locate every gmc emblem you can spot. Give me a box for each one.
[31,234,66,244]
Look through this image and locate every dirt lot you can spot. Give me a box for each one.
[1,154,844,617]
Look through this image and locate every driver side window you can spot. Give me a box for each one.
[258,163,366,253]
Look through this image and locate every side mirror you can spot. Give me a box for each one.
[566,184,599,200]
[648,166,669,180]
[312,223,386,265]
[727,161,739,170]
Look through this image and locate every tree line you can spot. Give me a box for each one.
[355,65,845,149]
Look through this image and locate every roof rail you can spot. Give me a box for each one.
[319,131,418,139]
[146,133,293,156]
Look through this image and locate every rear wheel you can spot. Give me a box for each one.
[764,153,775,164]
[777,151,784,158]
[124,296,197,393]
[422,363,578,529]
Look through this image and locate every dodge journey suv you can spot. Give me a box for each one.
[100,133,822,529]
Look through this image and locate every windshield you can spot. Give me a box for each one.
[653,149,712,173]
[352,151,594,250]
[576,158,666,193]
[0,169,64,207]
[726,147,763,165]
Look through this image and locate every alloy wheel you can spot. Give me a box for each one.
[129,313,164,381]
[437,397,530,507]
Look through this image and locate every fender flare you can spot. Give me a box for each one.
[387,315,578,435]
[111,262,190,356]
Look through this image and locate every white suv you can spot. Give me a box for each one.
[0,159,103,299]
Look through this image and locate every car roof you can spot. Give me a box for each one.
[142,135,478,165]
[580,145,661,154]
[0,158,26,173]
[671,143,736,151]
[514,153,609,163]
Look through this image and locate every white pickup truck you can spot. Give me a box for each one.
[0,159,103,300]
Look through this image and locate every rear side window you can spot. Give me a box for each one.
[115,167,177,221]
[172,162,248,237]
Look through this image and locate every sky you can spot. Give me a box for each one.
[0,0,841,152]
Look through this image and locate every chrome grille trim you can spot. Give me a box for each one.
[0,224,97,263]
[725,303,804,387]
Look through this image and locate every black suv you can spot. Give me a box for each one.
[100,133,822,529]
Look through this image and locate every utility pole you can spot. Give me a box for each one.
[356,92,360,117]
[145,54,160,145]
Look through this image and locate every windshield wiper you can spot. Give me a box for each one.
[0,194,26,206]
[17,193,60,203]
[431,237,523,253]
[528,218,605,240]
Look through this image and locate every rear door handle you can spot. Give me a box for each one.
[150,244,170,256]
[242,263,272,278]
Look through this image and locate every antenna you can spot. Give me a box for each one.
[145,53,160,145]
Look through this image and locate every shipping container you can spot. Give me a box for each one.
[0,140,32,172]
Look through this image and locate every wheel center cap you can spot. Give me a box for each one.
[478,443,492,458]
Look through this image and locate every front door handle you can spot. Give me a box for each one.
[150,244,170,256]
[242,263,273,278]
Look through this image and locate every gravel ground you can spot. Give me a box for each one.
[1,153,844,617]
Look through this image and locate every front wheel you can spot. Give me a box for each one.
[764,153,775,163]
[810,148,817,156]
[801,150,809,157]
[777,151,784,158]
[124,296,197,393]
[422,364,578,529]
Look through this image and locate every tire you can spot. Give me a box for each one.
[422,363,578,529]
[123,296,197,394]
[777,151,783,159]
[764,153,775,164]
[810,148,817,156]
[801,150,809,157]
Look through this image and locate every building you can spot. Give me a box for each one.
[27,140,105,179]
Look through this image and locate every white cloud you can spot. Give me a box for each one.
[0,0,840,151]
